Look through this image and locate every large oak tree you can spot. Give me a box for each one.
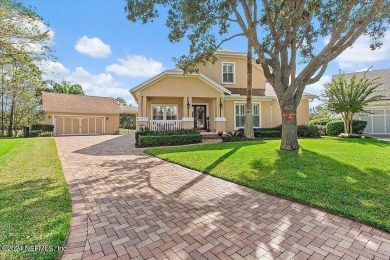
[126,0,390,150]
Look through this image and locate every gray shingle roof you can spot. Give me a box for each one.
[333,69,390,100]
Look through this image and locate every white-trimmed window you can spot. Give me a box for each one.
[234,103,261,129]
[152,105,178,120]
[222,62,235,84]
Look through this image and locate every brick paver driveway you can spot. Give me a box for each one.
[56,135,390,260]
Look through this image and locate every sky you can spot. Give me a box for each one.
[21,0,390,107]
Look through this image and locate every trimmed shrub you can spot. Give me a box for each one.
[29,130,40,137]
[325,120,367,135]
[308,118,337,126]
[326,120,345,135]
[254,130,281,138]
[135,129,200,146]
[31,124,54,132]
[222,130,248,142]
[29,130,54,137]
[138,134,202,147]
[38,131,54,137]
[238,125,282,132]
[297,125,322,138]
[352,120,368,134]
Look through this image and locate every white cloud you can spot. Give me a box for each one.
[336,32,390,70]
[12,18,55,54]
[38,60,69,80]
[106,55,165,77]
[306,74,331,97]
[75,36,111,58]
[66,67,120,88]
[39,61,134,104]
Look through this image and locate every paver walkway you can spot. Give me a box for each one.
[56,135,390,260]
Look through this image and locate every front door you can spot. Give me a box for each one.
[193,105,206,130]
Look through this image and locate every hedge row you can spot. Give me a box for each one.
[31,124,54,132]
[254,130,281,138]
[297,125,322,138]
[135,129,202,147]
[29,130,54,137]
[308,118,337,126]
[326,120,367,135]
[138,134,202,147]
[224,125,321,142]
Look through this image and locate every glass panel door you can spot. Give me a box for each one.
[193,105,206,129]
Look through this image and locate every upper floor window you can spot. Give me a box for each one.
[222,62,235,84]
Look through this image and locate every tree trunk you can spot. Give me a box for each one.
[244,40,254,138]
[8,99,14,137]
[280,106,299,151]
[349,113,354,134]
[1,65,4,136]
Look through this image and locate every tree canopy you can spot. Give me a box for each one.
[44,80,85,95]
[126,0,390,150]
[1,0,52,136]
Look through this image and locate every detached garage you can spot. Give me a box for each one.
[42,92,121,136]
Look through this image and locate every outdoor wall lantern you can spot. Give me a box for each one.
[187,97,190,116]
[219,98,223,117]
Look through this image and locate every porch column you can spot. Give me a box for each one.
[214,117,226,133]
[136,117,148,130]
[142,96,147,117]
[183,96,192,117]
[182,96,193,129]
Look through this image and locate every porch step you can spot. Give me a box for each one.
[200,132,221,139]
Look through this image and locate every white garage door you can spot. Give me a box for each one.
[357,109,390,134]
[54,116,105,136]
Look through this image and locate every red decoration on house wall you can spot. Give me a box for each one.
[282,114,297,120]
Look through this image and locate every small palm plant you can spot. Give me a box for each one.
[323,71,384,134]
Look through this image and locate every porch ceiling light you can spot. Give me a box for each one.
[187,97,190,108]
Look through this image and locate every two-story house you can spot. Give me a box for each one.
[131,49,316,132]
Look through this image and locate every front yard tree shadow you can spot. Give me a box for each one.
[73,151,388,260]
[145,138,390,231]
[247,148,390,230]
[0,178,71,260]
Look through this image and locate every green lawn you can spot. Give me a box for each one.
[146,137,390,231]
[0,138,71,260]
[119,128,136,134]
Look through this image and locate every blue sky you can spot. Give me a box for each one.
[22,0,390,107]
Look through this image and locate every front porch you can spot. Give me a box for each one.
[135,96,226,132]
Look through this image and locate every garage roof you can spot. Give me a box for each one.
[42,92,122,114]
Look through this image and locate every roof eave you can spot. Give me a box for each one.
[43,109,121,115]
[130,70,232,95]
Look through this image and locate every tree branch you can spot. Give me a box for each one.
[307,64,328,85]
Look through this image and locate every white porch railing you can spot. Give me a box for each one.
[148,120,182,131]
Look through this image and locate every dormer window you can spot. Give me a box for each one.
[222,62,235,84]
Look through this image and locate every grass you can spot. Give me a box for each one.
[0,138,71,260]
[119,128,136,135]
[145,137,390,231]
